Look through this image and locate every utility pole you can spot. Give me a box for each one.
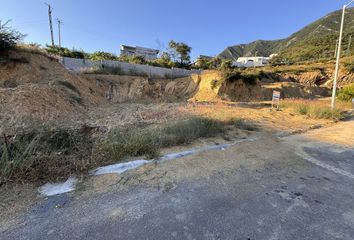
[57,18,62,48]
[45,3,55,47]
[331,0,354,109]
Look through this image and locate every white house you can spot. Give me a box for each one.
[233,56,270,68]
[120,45,159,60]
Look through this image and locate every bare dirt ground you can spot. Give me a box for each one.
[1,112,353,239]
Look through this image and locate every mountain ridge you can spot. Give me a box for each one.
[218,7,354,61]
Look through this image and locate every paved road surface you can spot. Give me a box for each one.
[2,119,354,240]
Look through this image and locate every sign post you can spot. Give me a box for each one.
[272,91,281,110]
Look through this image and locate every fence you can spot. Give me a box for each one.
[59,57,201,79]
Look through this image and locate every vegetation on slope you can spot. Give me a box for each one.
[280,99,347,120]
[338,83,354,102]
[218,8,354,62]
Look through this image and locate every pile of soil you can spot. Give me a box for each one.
[187,70,331,102]
[83,74,199,103]
[0,50,108,132]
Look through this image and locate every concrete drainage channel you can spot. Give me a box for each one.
[39,137,258,197]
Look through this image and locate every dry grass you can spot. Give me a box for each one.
[92,117,228,164]
[338,83,354,102]
[280,99,348,120]
[0,129,92,183]
[0,116,255,183]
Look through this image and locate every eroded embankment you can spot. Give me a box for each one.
[188,70,333,102]
[1,49,352,131]
[82,74,200,103]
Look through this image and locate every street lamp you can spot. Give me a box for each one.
[331,0,354,109]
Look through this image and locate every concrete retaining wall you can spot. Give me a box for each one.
[60,57,201,78]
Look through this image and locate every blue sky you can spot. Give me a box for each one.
[1,0,347,59]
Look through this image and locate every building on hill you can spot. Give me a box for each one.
[120,45,159,60]
[233,56,270,68]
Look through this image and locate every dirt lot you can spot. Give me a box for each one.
[1,115,353,239]
[1,49,354,239]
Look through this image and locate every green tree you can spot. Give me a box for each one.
[168,40,192,68]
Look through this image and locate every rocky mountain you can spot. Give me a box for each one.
[218,7,354,61]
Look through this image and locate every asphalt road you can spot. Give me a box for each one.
[2,120,354,240]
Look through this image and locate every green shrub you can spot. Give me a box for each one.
[95,117,226,164]
[338,83,354,102]
[89,51,118,61]
[296,103,309,115]
[281,100,343,120]
[45,45,88,59]
[162,118,224,145]
[220,59,233,70]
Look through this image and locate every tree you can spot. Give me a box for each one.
[194,57,210,69]
[0,20,25,52]
[168,40,192,68]
[150,52,175,68]
[220,59,233,70]
[89,51,118,61]
[208,57,222,69]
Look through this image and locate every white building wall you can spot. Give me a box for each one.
[60,57,201,79]
[233,57,270,68]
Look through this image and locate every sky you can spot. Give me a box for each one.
[0,0,349,59]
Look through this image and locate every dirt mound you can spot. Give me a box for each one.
[186,70,331,102]
[83,74,199,103]
[0,50,108,132]
[0,50,199,132]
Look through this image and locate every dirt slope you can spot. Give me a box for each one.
[186,70,331,102]
[0,50,109,130]
[82,74,199,103]
[1,50,351,132]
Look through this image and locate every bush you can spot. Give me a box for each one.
[89,51,118,61]
[220,59,233,70]
[45,45,88,59]
[95,117,226,164]
[0,20,25,52]
[281,100,344,120]
[338,83,354,102]
[162,118,224,145]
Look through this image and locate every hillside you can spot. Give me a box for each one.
[218,7,354,61]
